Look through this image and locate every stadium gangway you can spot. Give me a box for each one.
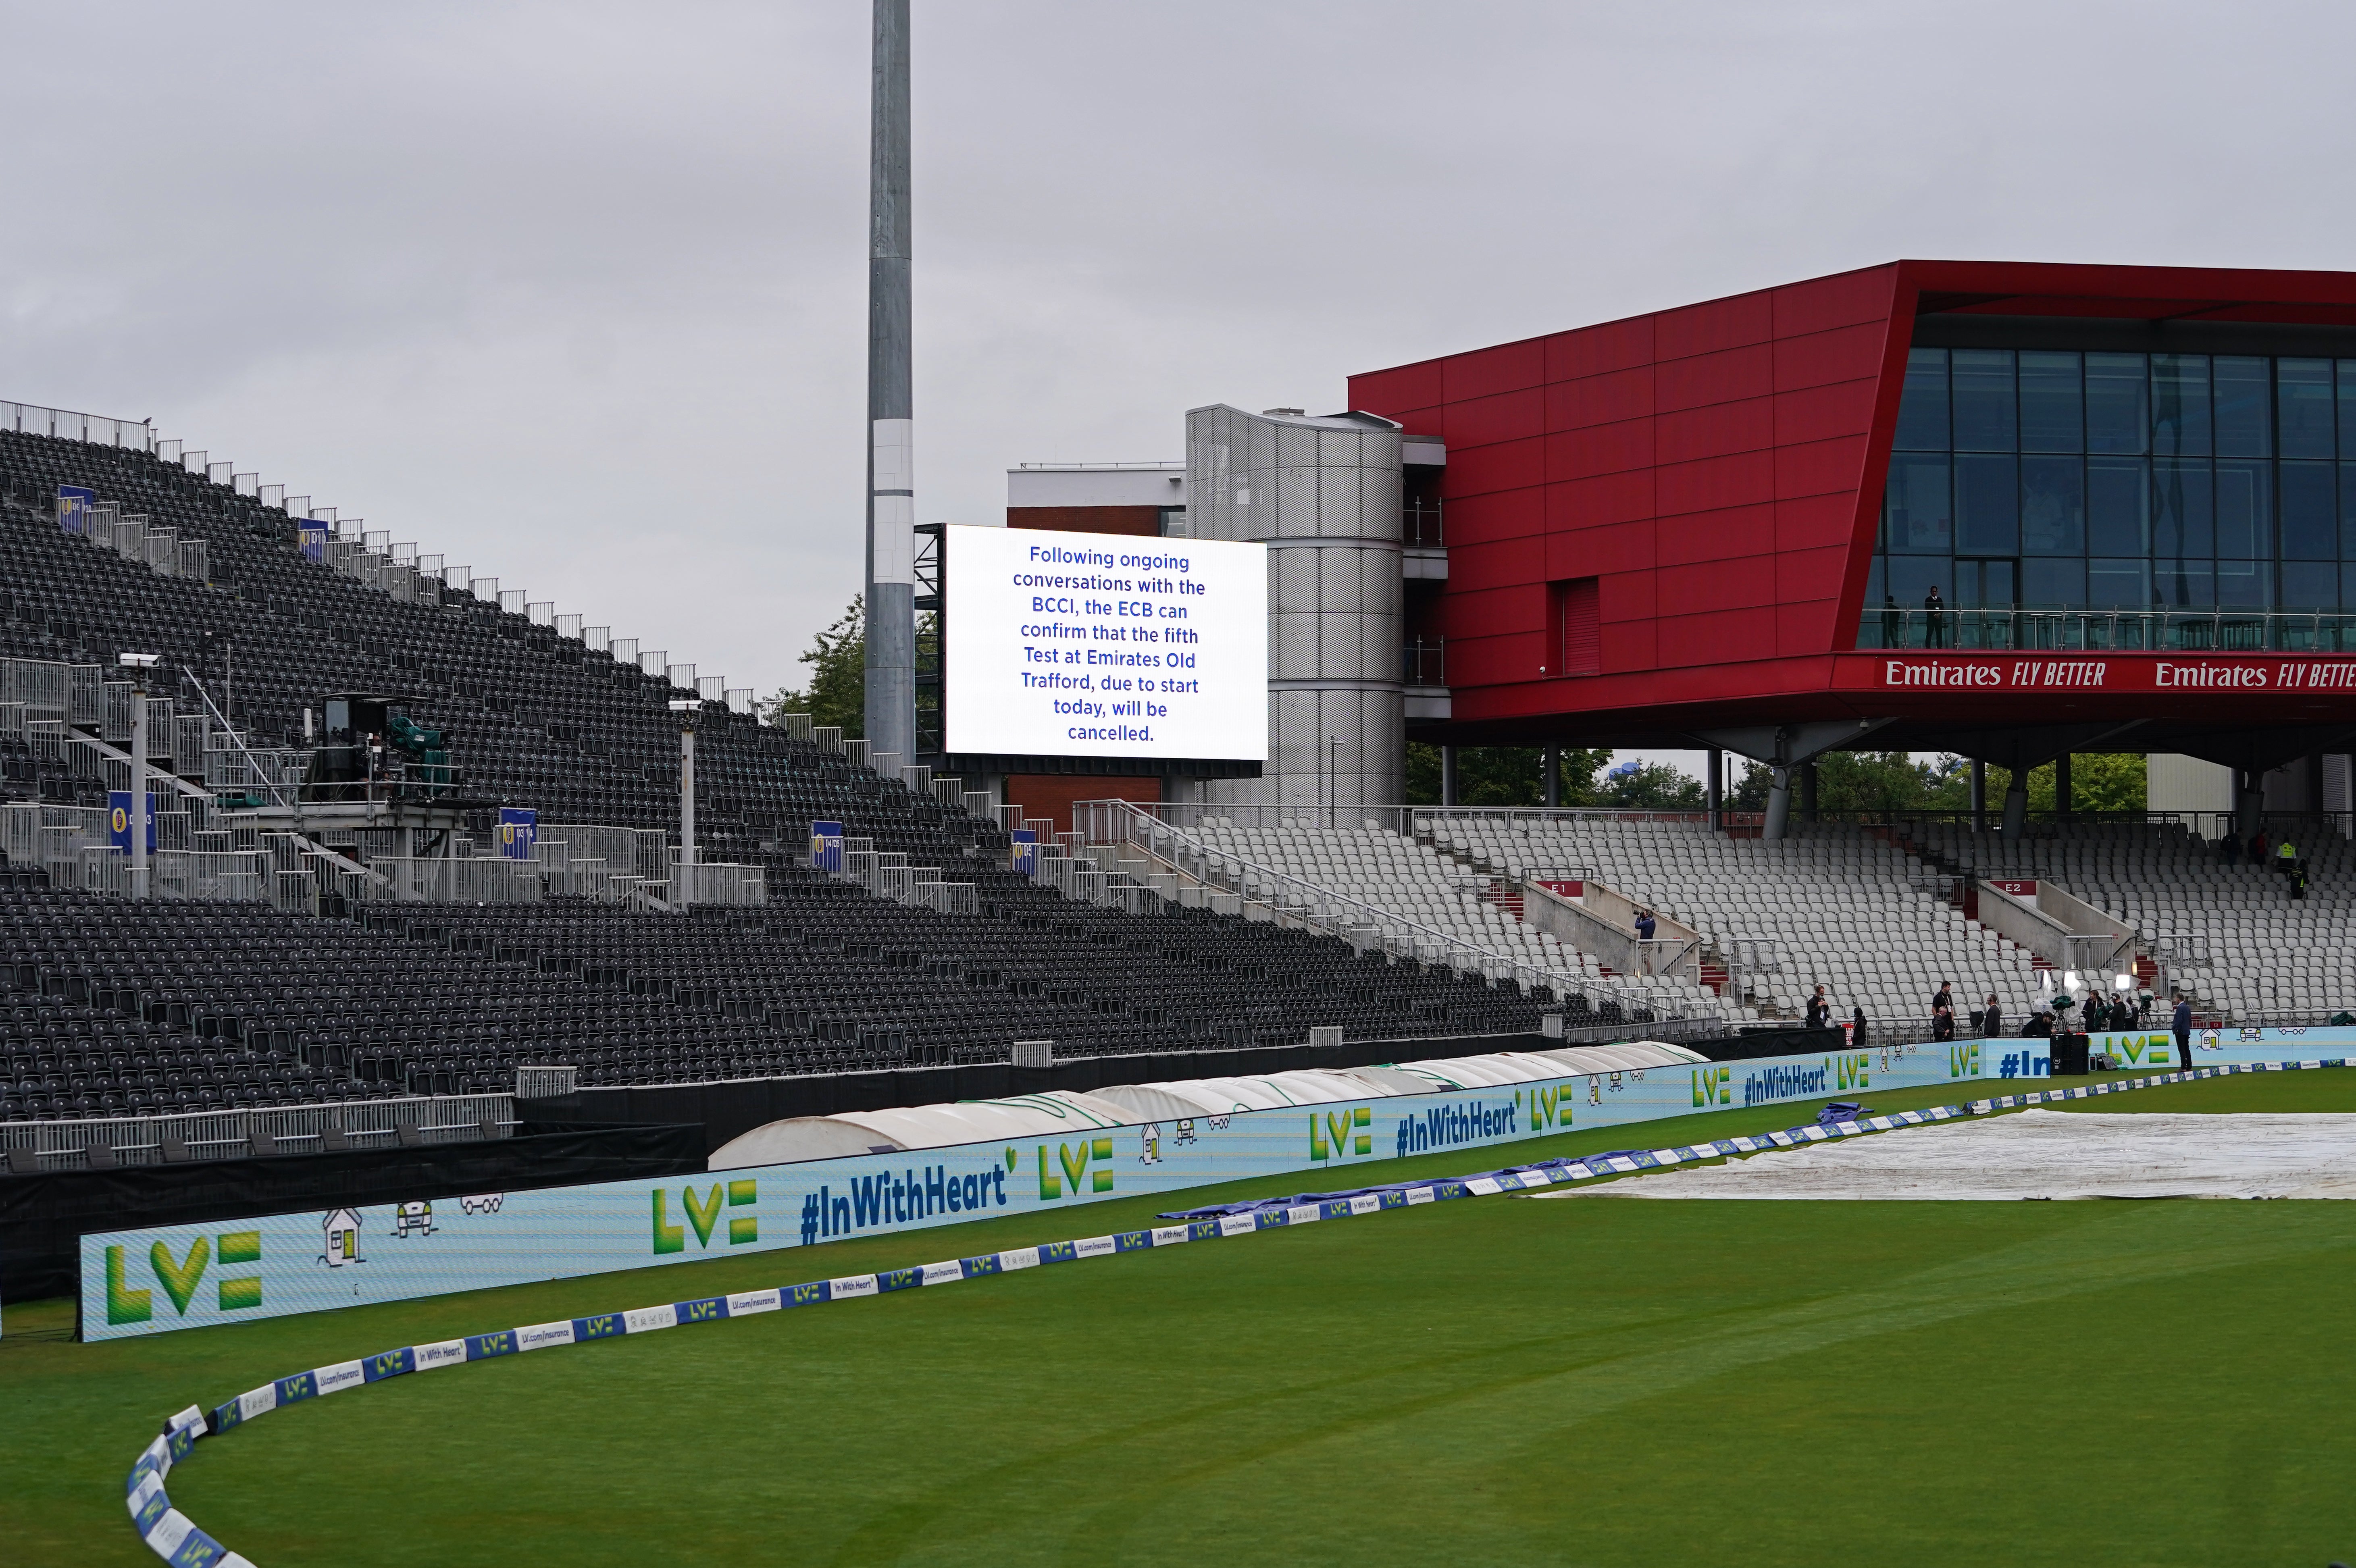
[531,841,612,900]
[0,1092,514,1172]
[60,496,206,581]
[363,856,545,906]
[669,861,769,908]
[543,824,670,886]
[1072,799,1710,1023]
[0,656,99,727]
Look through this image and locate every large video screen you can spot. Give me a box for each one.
[944,524,1267,762]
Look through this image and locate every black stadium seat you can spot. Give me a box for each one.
[0,426,1553,1124]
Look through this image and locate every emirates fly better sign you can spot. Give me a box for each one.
[943,524,1267,761]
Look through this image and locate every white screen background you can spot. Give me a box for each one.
[943,524,1267,761]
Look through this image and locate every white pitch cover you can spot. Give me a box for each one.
[1556,1111,2356,1200]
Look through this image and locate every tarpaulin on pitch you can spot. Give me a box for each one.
[1542,1111,2356,1200]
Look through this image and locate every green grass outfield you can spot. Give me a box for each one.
[6,1068,2354,1566]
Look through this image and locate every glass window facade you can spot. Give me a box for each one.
[1862,345,2356,650]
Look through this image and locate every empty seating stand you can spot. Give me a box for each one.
[0,422,1602,1131]
[1911,819,2352,1023]
[1426,815,2047,1028]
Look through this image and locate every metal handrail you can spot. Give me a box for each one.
[0,1092,514,1168]
[1,399,153,450]
[1861,605,2356,654]
[1073,798,1723,1023]
[1403,499,1444,547]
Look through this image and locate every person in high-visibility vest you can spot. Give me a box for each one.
[2276,837,2299,876]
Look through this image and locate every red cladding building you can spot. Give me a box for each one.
[1347,260,2356,780]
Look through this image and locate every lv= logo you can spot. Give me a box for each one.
[1309,1107,1373,1160]
[105,1231,264,1325]
[651,1181,758,1254]
[1038,1138,1114,1199]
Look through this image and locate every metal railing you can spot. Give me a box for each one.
[670,860,770,907]
[364,856,545,905]
[0,657,102,728]
[8,395,756,728]
[1403,637,1446,687]
[1404,498,1444,547]
[515,1065,579,1100]
[1897,811,2353,853]
[1073,798,1715,1022]
[0,1092,513,1170]
[1861,606,2356,654]
[1,399,154,451]
[544,824,670,885]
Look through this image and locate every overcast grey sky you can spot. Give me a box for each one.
[6,0,2350,738]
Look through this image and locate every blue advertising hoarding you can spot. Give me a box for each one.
[298,520,329,563]
[79,1026,2344,1340]
[75,1033,2067,1341]
[108,788,156,854]
[1010,828,1037,874]
[810,819,843,873]
[497,808,537,861]
[57,484,94,534]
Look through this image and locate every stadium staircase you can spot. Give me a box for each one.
[1076,804,1740,1025]
[1422,814,2050,1030]
[1905,819,2350,1025]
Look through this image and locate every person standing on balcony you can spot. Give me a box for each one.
[1635,908,1656,943]
[1881,593,1902,648]
[1923,583,1948,648]
[2248,829,2269,869]
[1805,985,1829,1029]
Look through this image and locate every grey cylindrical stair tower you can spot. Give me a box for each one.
[1186,406,1406,810]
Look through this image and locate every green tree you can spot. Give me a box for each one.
[1729,751,1962,814]
[761,595,866,737]
[1593,758,1705,809]
[1952,755,2147,813]
[1404,744,1612,807]
[1724,751,2148,814]
[1815,751,1965,813]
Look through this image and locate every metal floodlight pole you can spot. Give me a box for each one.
[670,700,698,905]
[121,653,160,900]
[864,0,916,767]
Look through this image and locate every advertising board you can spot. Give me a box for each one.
[83,1037,1985,1340]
